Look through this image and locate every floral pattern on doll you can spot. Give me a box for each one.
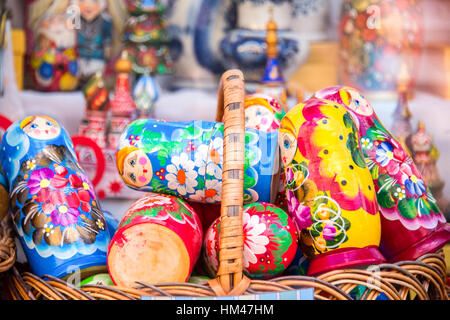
[117,119,273,204]
[9,144,108,252]
[314,86,446,231]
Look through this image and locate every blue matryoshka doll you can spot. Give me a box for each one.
[0,115,111,279]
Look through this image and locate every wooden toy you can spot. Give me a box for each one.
[279,98,385,275]
[313,85,450,262]
[0,116,110,278]
[203,202,298,280]
[116,118,279,204]
[107,193,203,287]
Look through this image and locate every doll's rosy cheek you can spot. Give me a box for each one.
[33,129,41,136]
[139,157,148,165]
[261,118,268,125]
[138,176,147,183]
[50,128,57,134]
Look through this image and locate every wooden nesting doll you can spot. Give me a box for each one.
[0,116,110,278]
[107,193,203,287]
[202,202,298,280]
[244,93,288,212]
[279,98,385,275]
[313,86,450,262]
[116,118,279,204]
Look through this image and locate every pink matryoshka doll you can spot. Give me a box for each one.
[313,86,450,262]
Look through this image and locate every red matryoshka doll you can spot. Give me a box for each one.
[107,193,203,287]
[202,202,298,280]
[313,86,450,262]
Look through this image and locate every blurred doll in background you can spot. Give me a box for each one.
[72,0,112,85]
[30,9,79,91]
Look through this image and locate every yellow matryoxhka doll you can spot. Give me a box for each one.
[279,98,386,275]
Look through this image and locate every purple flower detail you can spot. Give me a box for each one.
[375,142,395,165]
[50,204,80,227]
[323,223,337,241]
[287,189,313,230]
[404,176,426,196]
[78,172,96,199]
[27,168,55,195]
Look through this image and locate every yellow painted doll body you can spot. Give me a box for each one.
[280,99,383,272]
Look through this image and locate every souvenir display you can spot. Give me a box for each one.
[124,0,174,76]
[279,98,385,275]
[116,118,279,204]
[313,86,450,262]
[107,193,203,287]
[339,0,423,98]
[202,202,298,280]
[30,11,79,91]
[0,116,110,278]
[73,0,113,84]
[409,121,448,213]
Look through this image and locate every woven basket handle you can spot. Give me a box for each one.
[208,70,249,295]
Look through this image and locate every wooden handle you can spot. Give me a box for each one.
[213,70,248,295]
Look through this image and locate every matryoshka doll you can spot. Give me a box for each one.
[202,202,298,280]
[0,116,110,278]
[244,93,287,210]
[30,11,79,91]
[107,193,203,287]
[279,98,385,275]
[313,86,450,262]
[116,118,279,205]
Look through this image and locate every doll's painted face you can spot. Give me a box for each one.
[22,116,61,140]
[78,0,105,22]
[345,89,374,116]
[279,131,297,168]
[245,105,274,132]
[122,150,153,187]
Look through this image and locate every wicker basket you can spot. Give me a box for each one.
[0,70,448,300]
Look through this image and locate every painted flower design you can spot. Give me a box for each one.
[27,168,54,195]
[128,134,140,146]
[50,192,81,227]
[190,179,222,203]
[375,141,401,174]
[166,153,198,195]
[360,137,373,150]
[25,159,36,171]
[393,186,406,200]
[322,222,337,241]
[286,188,313,231]
[243,211,269,268]
[194,144,223,180]
[400,163,426,196]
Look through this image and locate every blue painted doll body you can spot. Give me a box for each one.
[0,116,110,278]
[116,119,280,204]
